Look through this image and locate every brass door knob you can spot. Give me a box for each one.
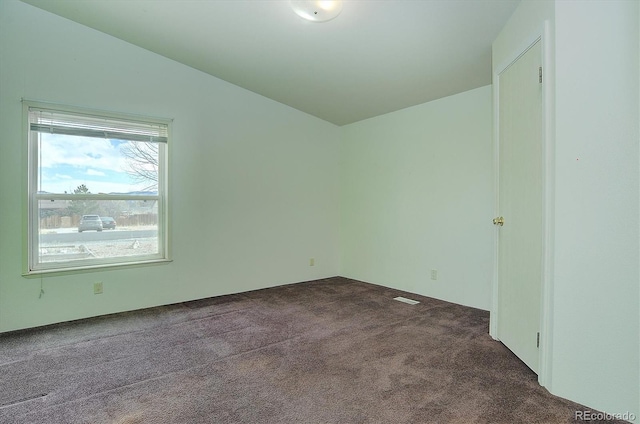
[493,216,505,226]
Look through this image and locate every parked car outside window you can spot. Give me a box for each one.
[100,216,116,230]
[78,215,103,232]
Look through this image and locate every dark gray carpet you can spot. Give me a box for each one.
[0,277,622,423]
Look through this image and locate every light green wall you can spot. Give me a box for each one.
[0,0,341,332]
[553,0,639,418]
[340,86,493,310]
[3,0,639,419]
[494,0,640,419]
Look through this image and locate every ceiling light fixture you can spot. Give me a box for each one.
[290,0,343,23]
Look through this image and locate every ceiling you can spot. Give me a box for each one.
[20,0,520,126]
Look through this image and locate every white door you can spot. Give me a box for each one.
[496,40,543,373]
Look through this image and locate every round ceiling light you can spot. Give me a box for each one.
[290,0,343,23]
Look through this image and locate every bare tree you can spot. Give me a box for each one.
[120,142,158,192]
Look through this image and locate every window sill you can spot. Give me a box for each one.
[23,258,173,278]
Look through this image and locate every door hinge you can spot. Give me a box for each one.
[536,332,540,348]
[539,67,543,83]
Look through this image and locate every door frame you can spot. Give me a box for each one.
[489,21,554,388]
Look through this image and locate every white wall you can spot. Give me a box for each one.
[494,0,640,419]
[0,0,341,332]
[340,86,493,310]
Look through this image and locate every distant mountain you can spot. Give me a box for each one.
[107,191,158,196]
[36,190,158,196]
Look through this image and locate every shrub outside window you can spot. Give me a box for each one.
[25,101,170,274]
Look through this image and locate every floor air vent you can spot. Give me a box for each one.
[393,296,420,305]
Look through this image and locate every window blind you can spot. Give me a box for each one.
[29,107,168,143]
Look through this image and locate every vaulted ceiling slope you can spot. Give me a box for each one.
[20,0,520,126]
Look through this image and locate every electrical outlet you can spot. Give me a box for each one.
[309,258,315,266]
[430,269,438,281]
[94,281,103,294]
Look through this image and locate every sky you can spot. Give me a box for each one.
[39,134,156,194]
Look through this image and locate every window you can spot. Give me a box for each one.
[25,101,170,273]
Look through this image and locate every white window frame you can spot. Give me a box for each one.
[24,100,171,274]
